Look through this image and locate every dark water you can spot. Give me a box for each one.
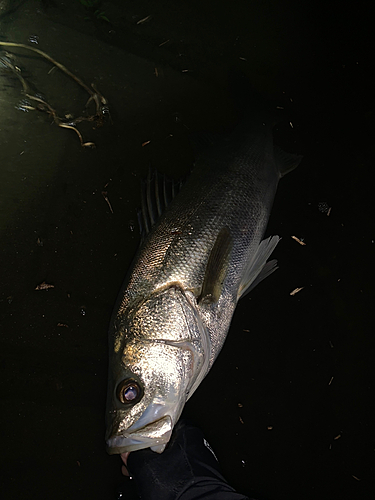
[0,1,374,499]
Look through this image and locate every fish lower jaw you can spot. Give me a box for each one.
[106,414,173,454]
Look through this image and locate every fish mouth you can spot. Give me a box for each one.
[106,414,173,454]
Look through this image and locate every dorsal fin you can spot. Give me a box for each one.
[189,131,221,159]
[274,145,303,177]
[138,169,185,238]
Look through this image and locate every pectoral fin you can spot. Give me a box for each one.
[199,227,232,304]
[237,235,280,300]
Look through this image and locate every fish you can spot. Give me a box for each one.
[105,95,302,455]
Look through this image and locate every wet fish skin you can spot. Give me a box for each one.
[106,115,301,454]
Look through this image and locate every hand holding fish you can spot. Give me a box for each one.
[116,420,250,500]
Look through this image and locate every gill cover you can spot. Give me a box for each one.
[106,285,210,453]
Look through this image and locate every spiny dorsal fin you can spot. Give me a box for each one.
[138,169,185,238]
[199,227,232,304]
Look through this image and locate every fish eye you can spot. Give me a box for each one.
[116,379,143,405]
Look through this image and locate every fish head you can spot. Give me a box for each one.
[105,286,209,454]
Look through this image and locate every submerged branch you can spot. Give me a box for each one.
[0,41,110,147]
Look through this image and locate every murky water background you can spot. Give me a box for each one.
[1,1,374,499]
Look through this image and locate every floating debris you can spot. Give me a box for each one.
[102,191,114,213]
[290,287,304,296]
[137,15,152,25]
[28,35,39,44]
[35,281,55,291]
[318,201,331,214]
[291,235,306,246]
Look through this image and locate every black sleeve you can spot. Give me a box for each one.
[177,477,250,499]
[125,419,252,500]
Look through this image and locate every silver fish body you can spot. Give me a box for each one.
[106,116,301,454]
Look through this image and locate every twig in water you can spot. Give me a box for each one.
[0,41,110,146]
